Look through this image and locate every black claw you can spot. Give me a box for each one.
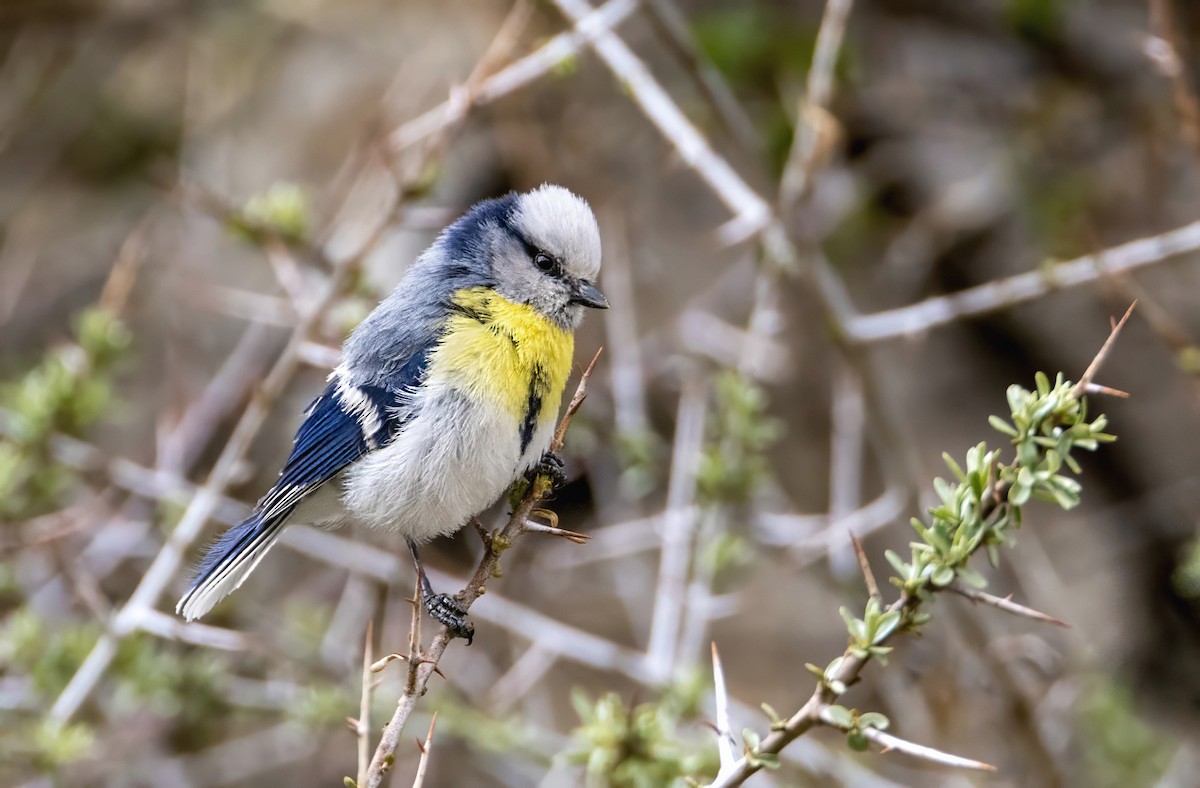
[532,450,567,491]
[408,537,475,644]
[425,593,474,645]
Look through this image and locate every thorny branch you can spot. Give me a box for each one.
[361,350,602,788]
[709,309,1134,787]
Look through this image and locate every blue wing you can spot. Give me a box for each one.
[177,345,432,619]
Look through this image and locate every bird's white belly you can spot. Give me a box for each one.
[338,386,527,541]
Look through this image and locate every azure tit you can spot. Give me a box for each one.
[177,185,607,642]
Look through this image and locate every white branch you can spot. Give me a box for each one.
[846,220,1200,342]
[860,726,998,772]
[711,643,737,777]
[645,378,708,682]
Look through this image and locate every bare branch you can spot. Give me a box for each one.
[846,222,1197,342]
[646,377,708,682]
[1147,0,1200,164]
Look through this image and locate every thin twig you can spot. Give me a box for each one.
[1147,0,1200,164]
[411,713,439,788]
[848,533,878,600]
[356,620,374,788]
[779,0,853,209]
[947,582,1069,629]
[547,0,772,244]
[1072,301,1136,398]
[385,0,641,152]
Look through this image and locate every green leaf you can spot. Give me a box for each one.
[858,712,890,730]
[847,730,870,751]
[989,415,1019,437]
[956,566,988,589]
[758,751,781,768]
[839,607,867,644]
[884,549,909,578]
[931,565,955,587]
[943,452,967,482]
[872,611,901,644]
[824,705,854,728]
[742,728,761,750]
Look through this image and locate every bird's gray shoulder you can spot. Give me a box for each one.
[340,194,520,386]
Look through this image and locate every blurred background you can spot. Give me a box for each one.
[3,0,1200,785]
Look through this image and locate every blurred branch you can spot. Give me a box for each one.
[846,221,1200,342]
[1146,0,1200,164]
[385,0,641,152]
[355,620,374,788]
[49,228,366,726]
[548,0,772,245]
[779,0,853,209]
[644,0,760,155]
[362,351,601,788]
[646,376,707,682]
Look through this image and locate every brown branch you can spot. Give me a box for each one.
[848,532,879,600]
[1072,301,1136,398]
[363,350,601,788]
[1147,0,1200,164]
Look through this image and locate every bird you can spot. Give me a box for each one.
[176,184,607,641]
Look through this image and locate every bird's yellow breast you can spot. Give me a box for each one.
[430,288,574,427]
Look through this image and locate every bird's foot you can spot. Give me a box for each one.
[424,592,475,646]
[531,450,567,491]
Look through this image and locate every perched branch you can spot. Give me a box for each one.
[362,350,602,788]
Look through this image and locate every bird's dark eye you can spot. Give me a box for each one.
[533,251,561,277]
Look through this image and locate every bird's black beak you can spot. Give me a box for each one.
[570,280,609,309]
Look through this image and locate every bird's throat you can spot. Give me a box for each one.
[433,287,575,429]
